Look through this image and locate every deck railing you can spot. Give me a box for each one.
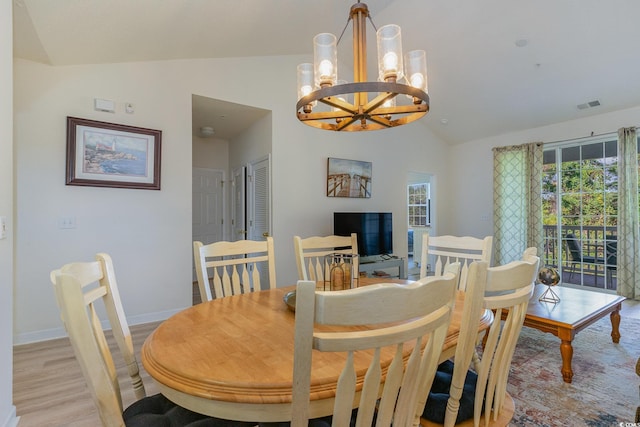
[542,225,617,291]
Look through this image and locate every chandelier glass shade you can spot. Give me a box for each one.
[296,2,429,132]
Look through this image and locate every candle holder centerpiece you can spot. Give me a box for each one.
[324,253,359,291]
[538,266,561,303]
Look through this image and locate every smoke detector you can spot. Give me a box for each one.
[199,126,215,137]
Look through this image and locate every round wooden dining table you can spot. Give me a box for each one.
[141,279,493,422]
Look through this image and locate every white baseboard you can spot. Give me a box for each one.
[0,406,19,427]
[13,308,184,345]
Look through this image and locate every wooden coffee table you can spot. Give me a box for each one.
[502,284,625,383]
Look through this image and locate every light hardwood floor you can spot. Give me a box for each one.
[13,297,640,426]
[13,322,161,427]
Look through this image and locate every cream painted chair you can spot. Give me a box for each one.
[291,263,460,427]
[420,234,493,291]
[416,233,494,424]
[420,248,539,427]
[293,233,358,282]
[50,253,249,427]
[194,237,276,302]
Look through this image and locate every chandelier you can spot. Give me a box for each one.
[296,1,429,132]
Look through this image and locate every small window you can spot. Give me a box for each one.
[408,183,430,227]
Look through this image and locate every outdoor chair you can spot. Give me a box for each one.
[564,233,616,289]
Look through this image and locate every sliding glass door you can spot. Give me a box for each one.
[542,137,619,291]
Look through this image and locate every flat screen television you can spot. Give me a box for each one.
[334,212,393,257]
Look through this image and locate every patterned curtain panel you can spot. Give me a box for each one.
[492,143,543,265]
[617,127,640,299]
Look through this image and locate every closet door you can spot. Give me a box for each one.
[231,166,246,241]
[248,155,271,242]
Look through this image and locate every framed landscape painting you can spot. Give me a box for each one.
[327,157,372,198]
[66,117,162,190]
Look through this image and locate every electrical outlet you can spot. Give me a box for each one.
[58,216,77,229]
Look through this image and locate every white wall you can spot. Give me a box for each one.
[13,55,452,343]
[229,113,272,171]
[14,59,198,342]
[450,105,640,243]
[270,119,453,284]
[193,135,229,170]
[1,1,18,426]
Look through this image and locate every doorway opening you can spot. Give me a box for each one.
[407,171,433,280]
[191,94,272,303]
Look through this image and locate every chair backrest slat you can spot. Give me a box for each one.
[291,262,460,427]
[293,234,358,282]
[421,234,493,291]
[193,237,276,301]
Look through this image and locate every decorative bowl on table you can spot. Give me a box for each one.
[537,266,561,303]
[538,267,560,286]
[283,290,296,312]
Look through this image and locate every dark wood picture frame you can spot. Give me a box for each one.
[66,116,162,190]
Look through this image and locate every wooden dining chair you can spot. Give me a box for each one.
[194,237,276,302]
[293,233,358,281]
[420,248,539,427]
[50,253,251,427]
[420,234,493,291]
[291,263,460,427]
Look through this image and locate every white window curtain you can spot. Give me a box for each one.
[493,142,543,265]
[617,127,640,299]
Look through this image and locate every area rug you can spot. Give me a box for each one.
[504,314,639,426]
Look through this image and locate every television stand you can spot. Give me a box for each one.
[358,256,406,280]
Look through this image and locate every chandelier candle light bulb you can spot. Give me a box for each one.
[297,63,316,112]
[313,33,337,87]
[405,49,428,102]
[382,96,396,108]
[377,24,403,82]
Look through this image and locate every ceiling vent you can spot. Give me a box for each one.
[577,100,601,110]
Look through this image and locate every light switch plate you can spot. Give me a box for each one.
[0,216,6,239]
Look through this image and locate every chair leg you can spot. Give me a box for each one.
[606,268,616,290]
[567,262,575,283]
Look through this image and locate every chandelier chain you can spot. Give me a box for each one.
[336,14,378,47]
[367,16,378,33]
[336,17,351,46]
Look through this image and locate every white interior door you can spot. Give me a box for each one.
[247,156,271,289]
[192,168,225,277]
[248,156,271,241]
[231,166,247,242]
[193,168,224,244]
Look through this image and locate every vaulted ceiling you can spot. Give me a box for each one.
[13,0,640,144]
